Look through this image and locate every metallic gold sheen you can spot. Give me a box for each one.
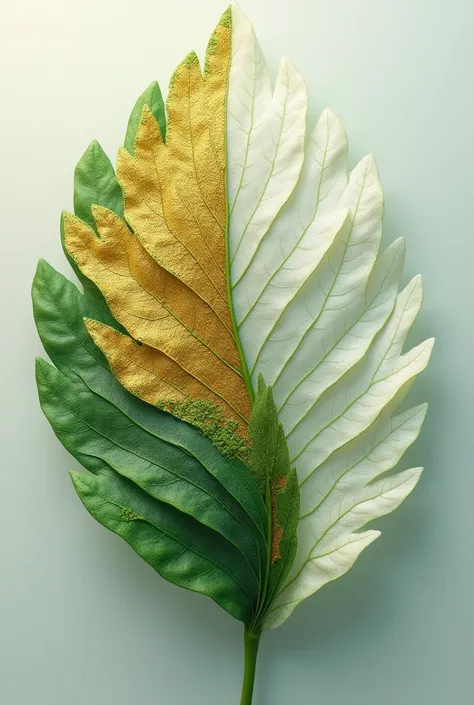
[117,14,231,326]
[86,318,247,426]
[64,204,249,428]
[63,13,251,431]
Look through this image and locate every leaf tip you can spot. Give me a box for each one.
[219,5,232,28]
[69,469,88,494]
[34,356,50,382]
[35,257,48,276]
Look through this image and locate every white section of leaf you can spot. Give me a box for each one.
[253,155,385,394]
[287,277,433,481]
[276,237,406,431]
[236,109,349,367]
[266,402,427,628]
[227,4,433,629]
[227,4,308,296]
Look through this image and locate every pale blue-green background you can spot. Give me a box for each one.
[1,0,472,703]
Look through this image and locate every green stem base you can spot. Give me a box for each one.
[240,628,261,705]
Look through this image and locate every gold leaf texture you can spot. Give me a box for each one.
[64,9,251,432]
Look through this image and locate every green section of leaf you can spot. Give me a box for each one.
[74,140,124,229]
[246,375,300,628]
[264,469,299,615]
[36,356,260,623]
[32,260,267,540]
[36,355,261,581]
[158,398,251,463]
[69,464,253,621]
[63,140,125,331]
[124,81,166,153]
[248,376,291,492]
[33,260,269,623]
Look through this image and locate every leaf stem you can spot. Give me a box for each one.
[240,627,261,705]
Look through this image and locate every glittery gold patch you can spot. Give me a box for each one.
[85,317,248,427]
[63,10,251,433]
[117,10,232,325]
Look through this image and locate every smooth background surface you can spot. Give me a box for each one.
[1,1,473,703]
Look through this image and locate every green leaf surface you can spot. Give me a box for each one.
[70,465,253,622]
[248,376,293,490]
[74,140,124,229]
[32,260,267,541]
[263,469,299,620]
[33,259,269,623]
[124,80,167,153]
[63,139,126,331]
[36,355,261,623]
[36,356,262,589]
[247,376,299,628]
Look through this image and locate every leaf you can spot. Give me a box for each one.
[124,80,167,153]
[33,3,433,648]
[74,140,124,229]
[63,9,252,436]
[226,6,434,629]
[247,376,299,628]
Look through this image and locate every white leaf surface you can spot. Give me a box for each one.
[265,403,427,628]
[227,4,433,629]
[227,4,308,299]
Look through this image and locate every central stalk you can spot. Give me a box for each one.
[240,627,261,705]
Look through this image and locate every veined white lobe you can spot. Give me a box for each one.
[227,4,434,629]
[227,3,308,301]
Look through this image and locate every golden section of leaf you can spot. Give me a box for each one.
[63,206,251,423]
[86,318,248,429]
[116,12,231,323]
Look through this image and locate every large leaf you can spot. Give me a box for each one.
[33,3,433,643]
[226,6,434,629]
[62,9,252,437]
